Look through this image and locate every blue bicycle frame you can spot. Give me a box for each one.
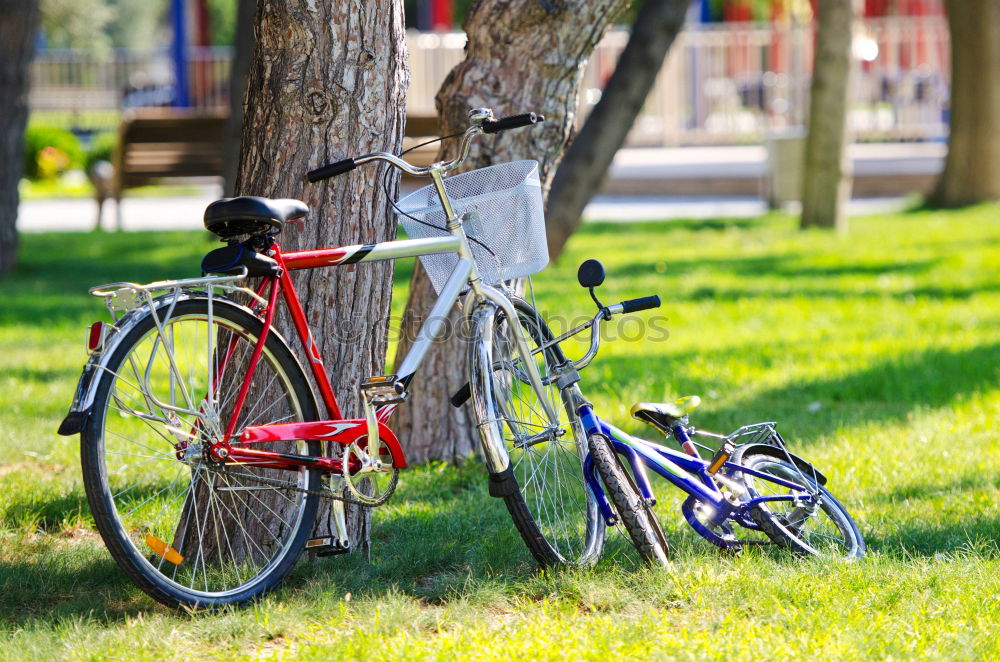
[576,404,819,549]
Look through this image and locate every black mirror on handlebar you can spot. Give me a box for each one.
[578,259,607,311]
[577,259,606,288]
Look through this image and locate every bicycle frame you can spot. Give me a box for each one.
[575,405,820,549]
[66,153,558,483]
[218,231,545,475]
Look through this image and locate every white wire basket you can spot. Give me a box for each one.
[395,160,549,293]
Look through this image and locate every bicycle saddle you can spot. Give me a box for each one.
[631,395,702,433]
[204,196,309,238]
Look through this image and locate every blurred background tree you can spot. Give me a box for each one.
[930,0,1000,207]
[0,0,41,274]
[40,0,113,50]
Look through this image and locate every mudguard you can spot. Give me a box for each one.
[731,443,828,486]
[57,293,297,436]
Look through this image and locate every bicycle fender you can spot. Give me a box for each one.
[57,300,164,435]
[57,293,295,435]
[731,443,827,486]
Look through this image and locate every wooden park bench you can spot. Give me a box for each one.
[93,110,441,229]
[92,108,227,230]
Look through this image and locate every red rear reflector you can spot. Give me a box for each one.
[87,322,106,352]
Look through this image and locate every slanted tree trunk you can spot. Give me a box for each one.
[392,0,629,465]
[929,0,1000,207]
[800,0,854,231]
[235,0,409,555]
[546,0,691,260]
[0,1,40,275]
[222,0,255,197]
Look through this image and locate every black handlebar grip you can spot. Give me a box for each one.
[620,295,661,314]
[306,158,357,183]
[482,112,545,134]
[450,382,472,408]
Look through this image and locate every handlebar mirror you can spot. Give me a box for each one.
[577,259,606,288]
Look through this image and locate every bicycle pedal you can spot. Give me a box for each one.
[305,537,350,557]
[361,374,408,405]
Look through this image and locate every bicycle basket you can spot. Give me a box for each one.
[394,160,548,293]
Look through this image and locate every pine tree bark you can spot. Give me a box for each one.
[545,0,691,260]
[392,0,628,465]
[800,0,854,231]
[235,0,409,554]
[929,0,1000,206]
[0,1,40,275]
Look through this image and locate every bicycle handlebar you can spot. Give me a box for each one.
[305,108,544,183]
[482,112,544,134]
[617,295,661,314]
[306,158,356,183]
[449,294,660,408]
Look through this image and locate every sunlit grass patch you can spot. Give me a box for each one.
[0,204,998,658]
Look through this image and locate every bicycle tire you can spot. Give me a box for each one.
[81,297,321,608]
[735,451,865,560]
[469,297,604,566]
[587,433,670,565]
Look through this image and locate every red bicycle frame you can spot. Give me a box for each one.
[204,239,419,474]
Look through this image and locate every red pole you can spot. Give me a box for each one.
[431,0,453,30]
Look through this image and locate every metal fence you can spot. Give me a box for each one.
[31,16,950,145]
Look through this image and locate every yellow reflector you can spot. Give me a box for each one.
[145,534,184,565]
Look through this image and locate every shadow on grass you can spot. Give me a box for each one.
[581,216,780,237]
[596,341,1000,439]
[866,514,1000,559]
[0,544,152,627]
[612,254,939,282]
[668,282,1000,302]
[1,232,215,326]
[0,463,553,628]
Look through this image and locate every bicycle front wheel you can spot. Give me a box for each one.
[469,297,604,566]
[81,297,321,608]
[736,451,865,560]
[587,433,670,565]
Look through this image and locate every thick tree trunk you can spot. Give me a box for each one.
[236,0,408,555]
[930,0,1000,207]
[392,0,629,465]
[546,0,691,260]
[800,0,854,231]
[0,2,40,275]
[222,0,256,197]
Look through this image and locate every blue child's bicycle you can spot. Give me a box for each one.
[455,258,865,565]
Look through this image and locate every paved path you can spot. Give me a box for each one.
[18,142,932,233]
[18,191,909,233]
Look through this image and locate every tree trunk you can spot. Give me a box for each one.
[222,0,255,197]
[236,0,409,555]
[545,0,691,260]
[392,0,629,465]
[929,0,1000,207]
[800,0,854,231]
[0,1,40,275]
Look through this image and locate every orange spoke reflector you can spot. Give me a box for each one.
[145,534,184,565]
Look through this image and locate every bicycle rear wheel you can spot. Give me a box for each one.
[81,297,321,608]
[469,297,604,566]
[735,451,865,560]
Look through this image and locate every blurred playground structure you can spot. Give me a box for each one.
[30,15,950,148]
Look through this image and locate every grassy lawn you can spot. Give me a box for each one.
[1,205,998,660]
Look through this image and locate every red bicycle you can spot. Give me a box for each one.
[59,109,619,608]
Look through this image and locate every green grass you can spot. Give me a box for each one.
[1,205,998,660]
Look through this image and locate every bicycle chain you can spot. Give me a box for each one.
[210,466,389,507]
